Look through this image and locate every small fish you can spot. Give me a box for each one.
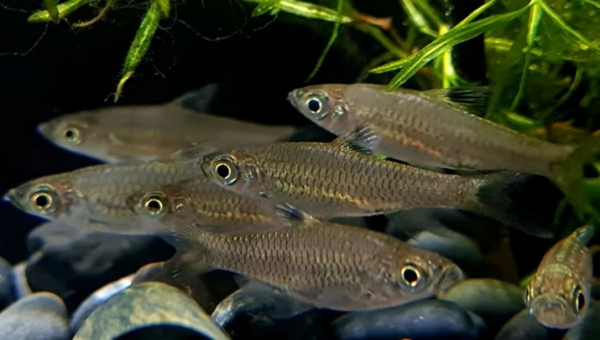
[288,83,599,206]
[128,176,280,232]
[524,225,595,329]
[162,204,464,311]
[200,129,563,237]
[3,149,206,229]
[38,87,296,163]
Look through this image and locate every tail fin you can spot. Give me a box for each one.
[476,172,564,238]
[549,138,600,220]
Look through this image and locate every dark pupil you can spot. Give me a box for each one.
[403,269,418,284]
[307,99,321,113]
[577,292,585,310]
[65,129,75,139]
[147,199,162,212]
[216,164,231,179]
[35,195,50,208]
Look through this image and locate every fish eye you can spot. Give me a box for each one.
[63,126,81,145]
[401,264,421,288]
[29,187,58,214]
[142,192,168,217]
[574,286,585,312]
[213,156,239,186]
[304,93,329,119]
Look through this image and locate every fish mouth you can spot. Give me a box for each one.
[532,299,574,329]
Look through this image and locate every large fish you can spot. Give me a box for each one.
[524,225,595,329]
[160,204,464,311]
[287,83,598,207]
[199,130,563,237]
[38,86,296,163]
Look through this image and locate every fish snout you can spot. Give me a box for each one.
[3,189,16,203]
[36,122,53,140]
[532,299,574,329]
[287,90,301,108]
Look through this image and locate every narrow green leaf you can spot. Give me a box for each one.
[278,0,352,23]
[387,4,531,90]
[28,0,91,23]
[400,0,437,37]
[115,0,162,102]
[306,0,343,81]
[370,58,410,74]
[250,0,282,17]
[43,0,59,23]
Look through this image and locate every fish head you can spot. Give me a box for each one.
[128,189,188,219]
[379,247,464,302]
[37,113,104,157]
[288,85,355,132]
[200,151,265,199]
[4,175,85,220]
[525,270,589,329]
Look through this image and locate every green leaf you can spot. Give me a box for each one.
[43,0,59,23]
[399,0,438,38]
[385,3,531,90]
[28,0,91,23]
[306,0,344,81]
[115,0,163,102]
[250,0,282,17]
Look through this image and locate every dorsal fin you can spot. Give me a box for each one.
[423,86,490,116]
[168,83,221,113]
[331,124,380,154]
[275,203,319,228]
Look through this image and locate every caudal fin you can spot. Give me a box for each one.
[549,137,600,220]
[476,172,564,238]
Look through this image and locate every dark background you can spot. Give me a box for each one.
[0,0,403,263]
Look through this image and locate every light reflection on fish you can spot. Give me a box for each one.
[38,99,296,163]
[525,225,595,329]
[200,131,562,237]
[163,204,464,311]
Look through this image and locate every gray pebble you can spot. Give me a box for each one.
[0,292,68,340]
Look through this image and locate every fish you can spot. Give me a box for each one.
[3,148,207,230]
[127,176,280,232]
[524,225,595,329]
[38,86,297,163]
[287,83,599,207]
[199,129,563,237]
[161,204,464,311]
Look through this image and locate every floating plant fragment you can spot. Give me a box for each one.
[73,282,229,340]
[0,293,69,340]
[72,0,116,28]
[331,299,486,340]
